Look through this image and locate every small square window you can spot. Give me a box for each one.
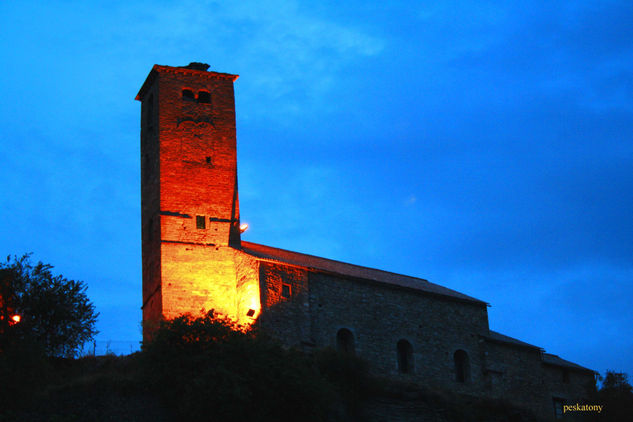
[196,215,206,229]
[198,91,211,103]
[182,89,195,101]
[281,283,291,299]
[246,309,255,317]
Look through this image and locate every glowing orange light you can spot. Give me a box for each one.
[239,223,249,233]
[10,314,21,324]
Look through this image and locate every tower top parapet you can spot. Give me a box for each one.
[135,63,238,101]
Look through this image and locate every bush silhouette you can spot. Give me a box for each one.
[141,312,339,422]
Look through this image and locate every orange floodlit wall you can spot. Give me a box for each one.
[160,243,238,320]
[159,241,261,324]
[138,64,259,338]
[235,251,262,323]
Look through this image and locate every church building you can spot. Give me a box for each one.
[136,63,595,420]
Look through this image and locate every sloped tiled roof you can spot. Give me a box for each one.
[484,330,543,350]
[542,353,595,373]
[240,241,486,305]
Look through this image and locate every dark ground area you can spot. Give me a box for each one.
[0,315,622,421]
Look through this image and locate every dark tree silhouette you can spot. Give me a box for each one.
[600,371,632,395]
[0,254,98,357]
[595,371,633,421]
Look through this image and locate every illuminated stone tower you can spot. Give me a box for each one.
[136,63,245,336]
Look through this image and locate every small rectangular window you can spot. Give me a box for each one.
[281,283,291,299]
[198,91,211,103]
[553,398,565,419]
[182,89,195,101]
[196,215,206,229]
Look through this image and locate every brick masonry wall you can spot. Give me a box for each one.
[155,67,240,247]
[138,65,242,338]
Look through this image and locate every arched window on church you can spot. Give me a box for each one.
[454,349,470,382]
[397,339,414,374]
[336,328,355,354]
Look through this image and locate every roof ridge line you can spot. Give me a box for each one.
[241,240,431,283]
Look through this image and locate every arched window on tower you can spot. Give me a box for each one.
[336,328,355,354]
[454,349,471,382]
[397,339,414,374]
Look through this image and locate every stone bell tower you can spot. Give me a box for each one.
[136,63,244,336]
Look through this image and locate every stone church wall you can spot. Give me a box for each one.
[543,364,595,402]
[542,364,596,420]
[255,264,596,420]
[307,271,490,395]
[483,341,548,417]
[257,261,312,347]
[256,264,494,395]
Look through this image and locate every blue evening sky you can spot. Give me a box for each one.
[1,1,631,375]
